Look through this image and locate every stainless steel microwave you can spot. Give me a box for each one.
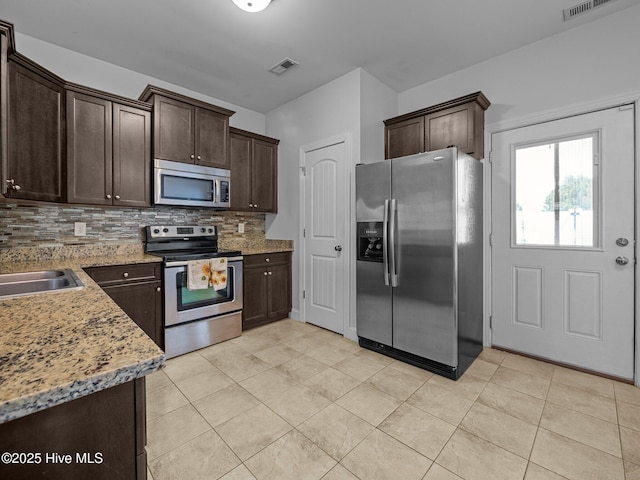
[153,159,230,208]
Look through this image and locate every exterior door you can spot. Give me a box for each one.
[491,106,635,379]
[303,141,347,333]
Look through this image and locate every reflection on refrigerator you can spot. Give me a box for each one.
[355,147,483,380]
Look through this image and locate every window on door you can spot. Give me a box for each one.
[513,132,600,248]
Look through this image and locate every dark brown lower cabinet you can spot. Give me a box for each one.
[0,378,146,480]
[84,263,163,349]
[242,251,292,330]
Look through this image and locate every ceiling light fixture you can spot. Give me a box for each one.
[232,0,271,13]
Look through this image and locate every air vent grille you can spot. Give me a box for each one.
[563,0,616,20]
[269,57,299,75]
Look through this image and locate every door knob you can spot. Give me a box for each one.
[616,256,629,265]
[335,245,343,252]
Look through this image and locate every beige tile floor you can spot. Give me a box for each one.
[145,318,640,480]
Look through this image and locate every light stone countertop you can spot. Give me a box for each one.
[0,239,294,424]
[0,252,165,424]
[219,238,293,255]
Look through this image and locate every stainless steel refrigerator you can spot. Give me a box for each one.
[356,147,483,379]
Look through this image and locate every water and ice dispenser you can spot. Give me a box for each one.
[357,222,384,262]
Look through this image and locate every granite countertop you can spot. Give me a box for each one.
[0,251,165,424]
[219,239,293,255]
[0,238,294,424]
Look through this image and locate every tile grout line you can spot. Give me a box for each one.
[148,322,635,480]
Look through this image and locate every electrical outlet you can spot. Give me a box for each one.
[74,222,86,236]
[238,223,245,234]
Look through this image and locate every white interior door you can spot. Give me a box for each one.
[491,106,635,379]
[302,141,347,333]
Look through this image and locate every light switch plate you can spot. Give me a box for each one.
[74,222,87,236]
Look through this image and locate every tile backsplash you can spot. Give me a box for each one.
[0,203,265,248]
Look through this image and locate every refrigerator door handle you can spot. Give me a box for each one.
[383,199,390,286]
[389,198,398,287]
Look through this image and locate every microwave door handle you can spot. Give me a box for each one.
[213,179,219,202]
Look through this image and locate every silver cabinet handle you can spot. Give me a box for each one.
[335,245,342,252]
[115,195,121,200]
[616,256,630,265]
[197,155,201,160]
[156,287,161,292]
[6,179,21,191]
[123,272,129,278]
[265,258,270,262]
[268,272,272,276]
[106,194,112,199]
[254,204,258,208]
[263,271,268,276]
[249,203,254,208]
[190,154,195,159]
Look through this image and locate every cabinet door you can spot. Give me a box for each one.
[242,267,268,330]
[0,380,143,480]
[153,95,194,164]
[8,61,65,202]
[252,139,277,213]
[67,92,112,205]
[0,32,8,195]
[102,281,162,348]
[113,103,151,207]
[230,131,252,211]
[425,103,473,154]
[195,107,230,169]
[267,263,291,321]
[385,116,424,160]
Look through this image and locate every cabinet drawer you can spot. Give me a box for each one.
[243,251,291,268]
[85,262,161,286]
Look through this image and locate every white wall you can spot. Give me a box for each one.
[360,69,397,165]
[14,33,266,133]
[265,69,362,318]
[398,4,640,128]
[265,68,397,332]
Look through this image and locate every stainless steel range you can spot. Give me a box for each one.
[145,225,243,359]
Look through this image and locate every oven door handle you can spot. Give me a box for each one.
[165,256,244,267]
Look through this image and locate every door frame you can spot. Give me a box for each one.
[485,92,640,386]
[298,133,356,339]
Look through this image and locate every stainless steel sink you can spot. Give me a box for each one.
[0,269,85,299]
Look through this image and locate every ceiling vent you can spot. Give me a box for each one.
[563,0,616,20]
[269,57,299,75]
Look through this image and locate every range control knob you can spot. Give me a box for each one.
[201,228,206,233]
[208,228,214,233]
[163,228,169,233]
[153,228,160,234]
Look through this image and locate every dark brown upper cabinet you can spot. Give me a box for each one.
[67,86,151,207]
[6,54,66,202]
[139,85,234,170]
[384,91,490,160]
[230,127,279,213]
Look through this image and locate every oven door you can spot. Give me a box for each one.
[164,258,243,326]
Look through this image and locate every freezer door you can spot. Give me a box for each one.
[391,150,457,366]
[356,162,391,222]
[355,162,392,345]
